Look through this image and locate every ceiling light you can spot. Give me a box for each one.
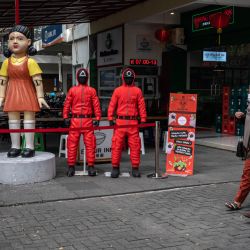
[170,12,175,15]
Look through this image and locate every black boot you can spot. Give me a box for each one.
[88,166,97,176]
[111,167,120,178]
[132,168,141,177]
[7,148,21,158]
[21,148,35,158]
[67,166,75,177]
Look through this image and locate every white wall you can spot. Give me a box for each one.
[65,23,90,42]
[72,37,89,67]
[124,23,165,67]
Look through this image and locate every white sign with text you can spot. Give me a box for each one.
[78,121,113,162]
[97,26,123,67]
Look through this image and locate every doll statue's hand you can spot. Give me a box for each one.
[38,97,50,109]
[0,97,4,108]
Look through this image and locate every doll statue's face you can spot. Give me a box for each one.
[8,32,31,55]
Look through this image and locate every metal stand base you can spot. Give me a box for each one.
[75,171,89,176]
[104,172,130,177]
[147,172,168,179]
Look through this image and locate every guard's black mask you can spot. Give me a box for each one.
[122,68,135,85]
[77,68,88,85]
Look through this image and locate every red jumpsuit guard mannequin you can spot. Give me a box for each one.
[108,67,147,178]
[63,68,101,177]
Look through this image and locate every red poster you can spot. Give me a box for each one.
[166,93,197,176]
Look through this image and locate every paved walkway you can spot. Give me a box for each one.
[0,145,250,249]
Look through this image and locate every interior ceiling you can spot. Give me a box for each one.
[0,0,146,28]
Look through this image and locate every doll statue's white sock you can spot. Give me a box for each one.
[8,120,21,149]
[23,120,35,150]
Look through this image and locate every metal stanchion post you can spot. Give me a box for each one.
[155,121,160,177]
[147,121,168,179]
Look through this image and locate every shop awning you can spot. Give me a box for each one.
[0,0,146,28]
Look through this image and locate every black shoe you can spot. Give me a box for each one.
[67,166,75,177]
[88,166,97,176]
[132,168,141,177]
[21,148,35,158]
[7,148,21,158]
[111,167,120,178]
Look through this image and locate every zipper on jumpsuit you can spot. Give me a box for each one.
[81,85,84,128]
[126,85,130,130]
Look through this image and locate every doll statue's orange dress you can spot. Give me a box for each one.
[4,57,40,112]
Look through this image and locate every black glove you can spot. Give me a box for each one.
[109,120,115,126]
[93,120,100,127]
[139,120,146,132]
[64,118,71,127]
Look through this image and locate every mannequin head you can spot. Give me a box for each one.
[76,68,88,85]
[122,67,135,85]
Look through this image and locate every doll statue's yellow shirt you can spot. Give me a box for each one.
[0,56,42,77]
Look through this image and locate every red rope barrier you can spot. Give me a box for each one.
[0,123,156,134]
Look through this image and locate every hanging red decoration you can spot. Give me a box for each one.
[155,29,170,43]
[209,12,230,45]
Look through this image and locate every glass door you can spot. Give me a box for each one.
[190,67,223,128]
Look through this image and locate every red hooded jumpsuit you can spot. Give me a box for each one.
[108,80,147,168]
[63,85,101,166]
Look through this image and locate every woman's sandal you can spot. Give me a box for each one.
[225,201,241,210]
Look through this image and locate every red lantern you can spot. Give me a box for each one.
[155,29,170,43]
[210,12,230,45]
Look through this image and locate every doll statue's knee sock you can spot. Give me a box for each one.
[8,120,21,149]
[23,120,35,150]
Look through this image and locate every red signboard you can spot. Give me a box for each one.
[192,6,234,32]
[130,59,157,66]
[166,93,197,176]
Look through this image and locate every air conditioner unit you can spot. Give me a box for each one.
[170,28,185,45]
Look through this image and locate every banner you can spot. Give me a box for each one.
[166,93,197,176]
[42,25,63,48]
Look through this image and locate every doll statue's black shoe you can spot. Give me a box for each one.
[88,166,97,176]
[67,166,75,177]
[21,148,35,158]
[7,148,21,158]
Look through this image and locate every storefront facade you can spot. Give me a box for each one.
[182,5,250,129]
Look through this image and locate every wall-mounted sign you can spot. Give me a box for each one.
[192,6,234,32]
[203,51,227,62]
[130,59,157,66]
[97,26,123,67]
[136,35,152,51]
[42,25,63,48]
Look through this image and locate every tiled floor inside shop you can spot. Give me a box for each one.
[195,130,238,152]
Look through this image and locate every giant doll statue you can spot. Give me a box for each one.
[63,68,101,177]
[108,67,147,178]
[0,25,49,158]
